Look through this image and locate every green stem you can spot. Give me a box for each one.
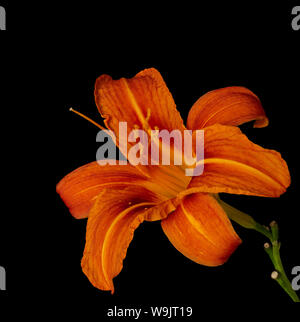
[271,238,299,302]
[217,198,299,302]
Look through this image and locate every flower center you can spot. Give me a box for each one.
[144,164,192,200]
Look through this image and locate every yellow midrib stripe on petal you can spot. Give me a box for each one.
[70,181,145,198]
[101,202,156,288]
[180,201,219,250]
[196,157,284,189]
[122,78,149,130]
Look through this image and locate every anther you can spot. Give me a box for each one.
[145,108,151,122]
[132,125,140,140]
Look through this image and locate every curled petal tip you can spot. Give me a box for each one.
[187,86,268,129]
[254,117,269,128]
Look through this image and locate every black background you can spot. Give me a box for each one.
[0,0,299,317]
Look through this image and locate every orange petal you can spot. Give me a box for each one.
[95,68,185,137]
[187,86,269,129]
[56,161,157,219]
[81,186,171,293]
[185,124,290,197]
[161,193,241,266]
[144,197,179,222]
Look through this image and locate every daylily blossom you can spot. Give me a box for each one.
[56,68,290,293]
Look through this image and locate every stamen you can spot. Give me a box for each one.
[69,107,106,131]
[133,124,140,140]
[145,108,151,122]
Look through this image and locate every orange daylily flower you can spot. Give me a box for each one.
[56,68,290,293]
